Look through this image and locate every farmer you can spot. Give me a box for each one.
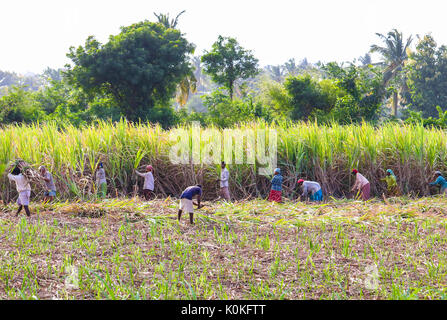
[297,179,323,202]
[7,166,32,217]
[178,184,203,225]
[381,169,400,196]
[268,168,283,203]
[218,161,230,201]
[429,171,447,195]
[96,162,107,198]
[39,165,56,202]
[351,169,370,201]
[135,165,154,200]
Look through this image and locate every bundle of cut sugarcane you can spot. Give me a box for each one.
[8,159,47,190]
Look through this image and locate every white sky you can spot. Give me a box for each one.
[1,0,446,74]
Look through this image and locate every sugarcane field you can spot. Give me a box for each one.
[3,0,447,306]
[1,121,447,301]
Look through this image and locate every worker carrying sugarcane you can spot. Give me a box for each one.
[96,162,107,198]
[39,165,57,202]
[429,171,447,195]
[297,179,323,202]
[135,165,154,200]
[8,166,32,217]
[268,168,283,203]
[178,184,203,225]
[351,169,370,201]
[381,169,400,196]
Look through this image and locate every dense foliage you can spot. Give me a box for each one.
[1,22,447,128]
[405,35,447,117]
[201,36,259,100]
[1,121,446,204]
[65,20,195,123]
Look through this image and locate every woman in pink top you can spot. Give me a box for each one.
[351,169,370,201]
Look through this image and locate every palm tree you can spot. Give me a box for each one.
[359,53,372,66]
[176,75,197,108]
[370,29,413,116]
[265,65,284,82]
[153,11,196,108]
[153,10,185,29]
[283,58,298,76]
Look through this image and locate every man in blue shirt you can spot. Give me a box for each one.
[178,184,203,224]
[429,171,447,195]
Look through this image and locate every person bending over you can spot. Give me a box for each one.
[178,184,203,225]
[297,179,323,202]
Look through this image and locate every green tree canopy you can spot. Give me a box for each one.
[201,36,259,99]
[406,34,447,117]
[65,20,195,122]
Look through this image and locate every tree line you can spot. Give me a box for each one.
[1,12,447,128]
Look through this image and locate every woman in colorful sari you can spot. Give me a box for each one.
[268,168,283,203]
[351,169,370,201]
[381,169,400,196]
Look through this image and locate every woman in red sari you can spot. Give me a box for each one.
[268,168,283,202]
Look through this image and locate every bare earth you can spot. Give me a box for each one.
[0,196,447,300]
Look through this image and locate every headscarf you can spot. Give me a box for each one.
[274,168,281,174]
[435,171,442,176]
[386,169,395,177]
[146,165,153,171]
[297,179,304,184]
[352,169,358,174]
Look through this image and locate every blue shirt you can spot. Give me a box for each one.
[430,176,447,190]
[271,174,283,191]
[180,186,202,200]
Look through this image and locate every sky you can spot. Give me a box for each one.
[1,0,446,74]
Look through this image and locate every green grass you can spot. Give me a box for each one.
[1,196,447,299]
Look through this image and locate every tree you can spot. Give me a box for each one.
[153,11,197,109]
[283,75,332,120]
[201,36,259,100]
[405,34,447,117]
[265,65,284,82]
[65,20,195,122]
[370,29,413,116]
[202,89,272,127]
[359,53,372,66]
[153,10,185,29]
[0,86,43,123]
[320,62,386,123]
[283,58,299,76]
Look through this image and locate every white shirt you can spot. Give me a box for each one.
[96,168,106,185]
[136,171,154,191]
[353,173,369,189]
[8,173,31,192]
[302,181,321,197]
[220,168,229,188]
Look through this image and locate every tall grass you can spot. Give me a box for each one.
[1,120,446,201]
